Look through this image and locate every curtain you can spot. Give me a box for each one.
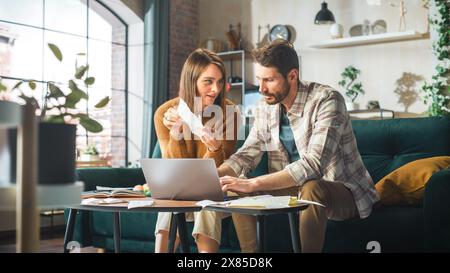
[142,0,169,158]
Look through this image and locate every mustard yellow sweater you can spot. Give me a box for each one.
[154,97,238,167]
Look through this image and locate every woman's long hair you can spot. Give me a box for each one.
[178,48,226,113]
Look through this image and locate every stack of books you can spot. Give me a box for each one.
[81,187,146,199]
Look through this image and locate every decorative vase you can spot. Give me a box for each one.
[330,23,344,39]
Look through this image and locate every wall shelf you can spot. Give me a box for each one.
[217,50,245,106]
[309,30,429,49]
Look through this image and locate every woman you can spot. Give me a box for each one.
[153,48,239,253]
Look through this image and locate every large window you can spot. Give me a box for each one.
[0,0,127,167]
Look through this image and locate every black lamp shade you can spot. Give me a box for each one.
[314,2,335,25]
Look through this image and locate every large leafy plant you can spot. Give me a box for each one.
[338,65,365,103]
[422,0,450,117]
[0,43,110,132]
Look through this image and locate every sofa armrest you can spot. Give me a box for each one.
[424,168,450,252]
[75,168,146,191]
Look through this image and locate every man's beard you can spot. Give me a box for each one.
[261,80,290,105]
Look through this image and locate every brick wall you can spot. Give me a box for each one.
[168,0,199,100]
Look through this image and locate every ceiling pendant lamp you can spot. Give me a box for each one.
[314,1,336,25]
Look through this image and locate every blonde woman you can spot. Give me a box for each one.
[153,48,239,253]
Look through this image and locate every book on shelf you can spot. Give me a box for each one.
[81,189,145,199]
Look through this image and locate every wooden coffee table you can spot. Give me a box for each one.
[63,198,202,253]
[204,204,308,253]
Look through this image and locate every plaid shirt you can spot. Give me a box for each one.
[224,81,379,218]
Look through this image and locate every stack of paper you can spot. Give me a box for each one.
[196,195,325,209]
[81,198,126,205]
[127,200,155,209]
[227,195,291,208]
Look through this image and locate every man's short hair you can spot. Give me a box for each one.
[251,39,299,79]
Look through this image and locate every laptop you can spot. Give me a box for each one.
[139,158,225,202]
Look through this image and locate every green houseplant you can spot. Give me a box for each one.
[9,43,110,132]
[422,0,450,117]
[80,144,100,162]
[338,65,365,111]
[1,43,110,184]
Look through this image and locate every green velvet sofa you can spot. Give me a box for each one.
[67,117,450,252]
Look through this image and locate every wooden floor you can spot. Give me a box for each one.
[0,226,99,253]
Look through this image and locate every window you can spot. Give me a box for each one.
[0,0,127,167]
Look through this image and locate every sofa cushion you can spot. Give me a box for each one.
[352,117,450,183]
[375,156,450,205]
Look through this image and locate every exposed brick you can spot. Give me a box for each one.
[168,0,199,99]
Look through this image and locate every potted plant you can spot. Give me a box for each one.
[80,145,100,162]
[422,0,450,117]
[338,65,365,111]
[1,43,110,184]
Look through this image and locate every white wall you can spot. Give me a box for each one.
[199,0,432,114]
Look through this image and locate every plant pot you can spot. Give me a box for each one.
[345,102,360,111]
[79,154,99,162]
[8,122,76,185]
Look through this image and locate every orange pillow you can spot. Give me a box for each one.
[375,156,450,205]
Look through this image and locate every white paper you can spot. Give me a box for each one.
[196,200,231,208]
[196,195,326,209]
[127,200,155,209]
[177,98,204,137]
[227,195,291,208]
[81,198,127,205]
[96,186,133,191]
[196,200,217,208]
[297,199,326,207]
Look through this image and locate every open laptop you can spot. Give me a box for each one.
[139,158,225,202]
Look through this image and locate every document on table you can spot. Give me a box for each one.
[127,200,155,209]
[177,98,204,137]
[297,199,326,207]
[81,198,127,205]
[196,195,325,209]
[81,198,155,209]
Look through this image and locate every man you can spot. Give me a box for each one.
[217,39,379,253]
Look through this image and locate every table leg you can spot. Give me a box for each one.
[175,213,190,253]
[63,209,78,253]
[288,212,300,253]
[256,215,265,253]
[168,213,178,253]
[113,212,121,253]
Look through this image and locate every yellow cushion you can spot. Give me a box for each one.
[375,156,450,205]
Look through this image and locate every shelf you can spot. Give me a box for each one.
[217,50,246,106]
[348,108,394,119]
[309,30,429,48]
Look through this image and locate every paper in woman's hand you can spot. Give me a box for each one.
[177,98,205,137]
